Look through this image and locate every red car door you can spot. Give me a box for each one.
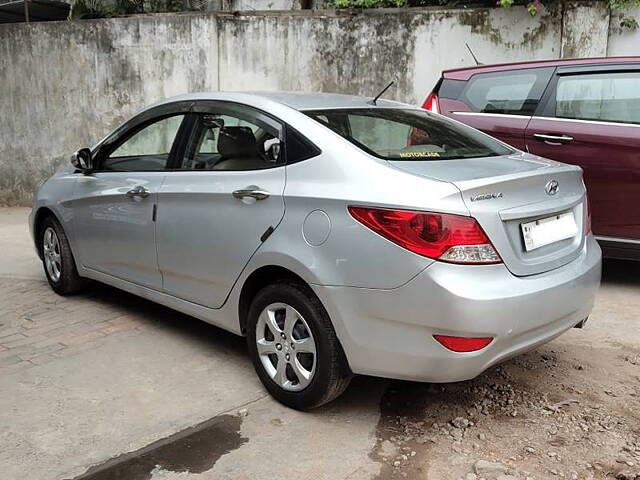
[525,65,640,241]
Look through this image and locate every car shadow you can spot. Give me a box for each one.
[77,282,391,413]
[601,257,640,287]
[79,282,248,359]
[72,256,635,422]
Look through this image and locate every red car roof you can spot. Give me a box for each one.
[442,56,640,81]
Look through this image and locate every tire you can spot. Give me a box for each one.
[39,215,86,295]
[246,281,352,410]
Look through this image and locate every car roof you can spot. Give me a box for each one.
[442,56,640,80]
[153,91,413,112]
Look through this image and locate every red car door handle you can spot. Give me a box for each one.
[532,133,574,146]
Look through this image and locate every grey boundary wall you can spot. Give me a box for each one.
[1,2,638,205]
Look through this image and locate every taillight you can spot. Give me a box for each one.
[433,335,493,352]
[423,92,440,114]
[584,196,591,234]
[348,206,502,264]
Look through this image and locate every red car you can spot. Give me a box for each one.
[425,57,640,260]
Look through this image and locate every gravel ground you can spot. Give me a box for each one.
[369,259,640,480]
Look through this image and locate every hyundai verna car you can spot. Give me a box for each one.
[423,57,640,260]
[30,92,601,409]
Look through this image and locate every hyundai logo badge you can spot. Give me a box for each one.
[545,180,559,196]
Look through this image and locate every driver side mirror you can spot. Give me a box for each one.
[70,148,93,173]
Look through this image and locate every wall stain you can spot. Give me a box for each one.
[560,1,609,58]
[307,12,422,102]
[68,414,247,480]
[457,7,556,49]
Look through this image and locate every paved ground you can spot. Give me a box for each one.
[1,207,638,480]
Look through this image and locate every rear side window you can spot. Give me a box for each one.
[305,108,513,161]
[460,68,553,116]
[180,113,283,171]
[555,71,640,125]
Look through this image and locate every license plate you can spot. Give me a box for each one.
[521,211,578,251]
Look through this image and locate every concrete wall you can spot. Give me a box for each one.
[1,3,638,205]
[0,15,219,204]
[217,8,562,105]
[608,6,640,56]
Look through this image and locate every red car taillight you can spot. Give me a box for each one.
[423,92,440,114]
[433,335,493,352]
[348,206,502,264]
[584,196,592,234]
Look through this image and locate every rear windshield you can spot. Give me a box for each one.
[304,108,513,161]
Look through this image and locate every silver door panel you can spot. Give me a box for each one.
[156,168,286,308]
[72,172,165,289]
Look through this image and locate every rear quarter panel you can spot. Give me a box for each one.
[248,109,473,289]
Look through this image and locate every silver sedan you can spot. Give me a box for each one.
[30,92,601,409]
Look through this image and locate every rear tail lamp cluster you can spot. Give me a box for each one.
[348,206,501,264]
[423,92,440,114]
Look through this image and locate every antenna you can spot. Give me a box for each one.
[368,81,395,106]
[465,43,483,66]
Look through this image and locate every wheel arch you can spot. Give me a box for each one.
[33,206,60,259]
[238,265,313,336]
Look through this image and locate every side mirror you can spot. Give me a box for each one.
[70,148,93,172]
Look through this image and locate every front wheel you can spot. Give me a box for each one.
[40,216,86,295]
[246,281,351,410]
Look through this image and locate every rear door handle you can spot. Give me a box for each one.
[232,186,270,201]
[532,133,574,146]
[125,185,150,198]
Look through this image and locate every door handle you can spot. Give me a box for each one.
[532,133,574,146]
[232,187,270,201]
[125,186,150,198]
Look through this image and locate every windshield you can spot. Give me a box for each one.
[304,108,513,161]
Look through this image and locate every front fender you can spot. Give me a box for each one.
[31,172,79,261]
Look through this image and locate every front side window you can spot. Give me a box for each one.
[180,113,283,171]
[461,68,553,116]
[305,108,513,161]
[555,71,640,124]
[101,115,185,171]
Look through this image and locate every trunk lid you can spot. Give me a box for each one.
[391,153,588,276]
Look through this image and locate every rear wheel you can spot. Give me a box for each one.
[40,216,86,295]
[246,281,351,409]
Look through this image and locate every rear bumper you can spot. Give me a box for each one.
[313,235,602,382]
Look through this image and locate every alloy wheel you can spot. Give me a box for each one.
[43,227,62,282]
[255,302,317,392]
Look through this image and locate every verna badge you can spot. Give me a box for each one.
[545,180,559,196]
[470,192,503,202]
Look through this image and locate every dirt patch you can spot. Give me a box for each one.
[371,348,639,479]
[370,260,640,479]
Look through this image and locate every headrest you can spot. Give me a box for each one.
[218,126,257,158]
